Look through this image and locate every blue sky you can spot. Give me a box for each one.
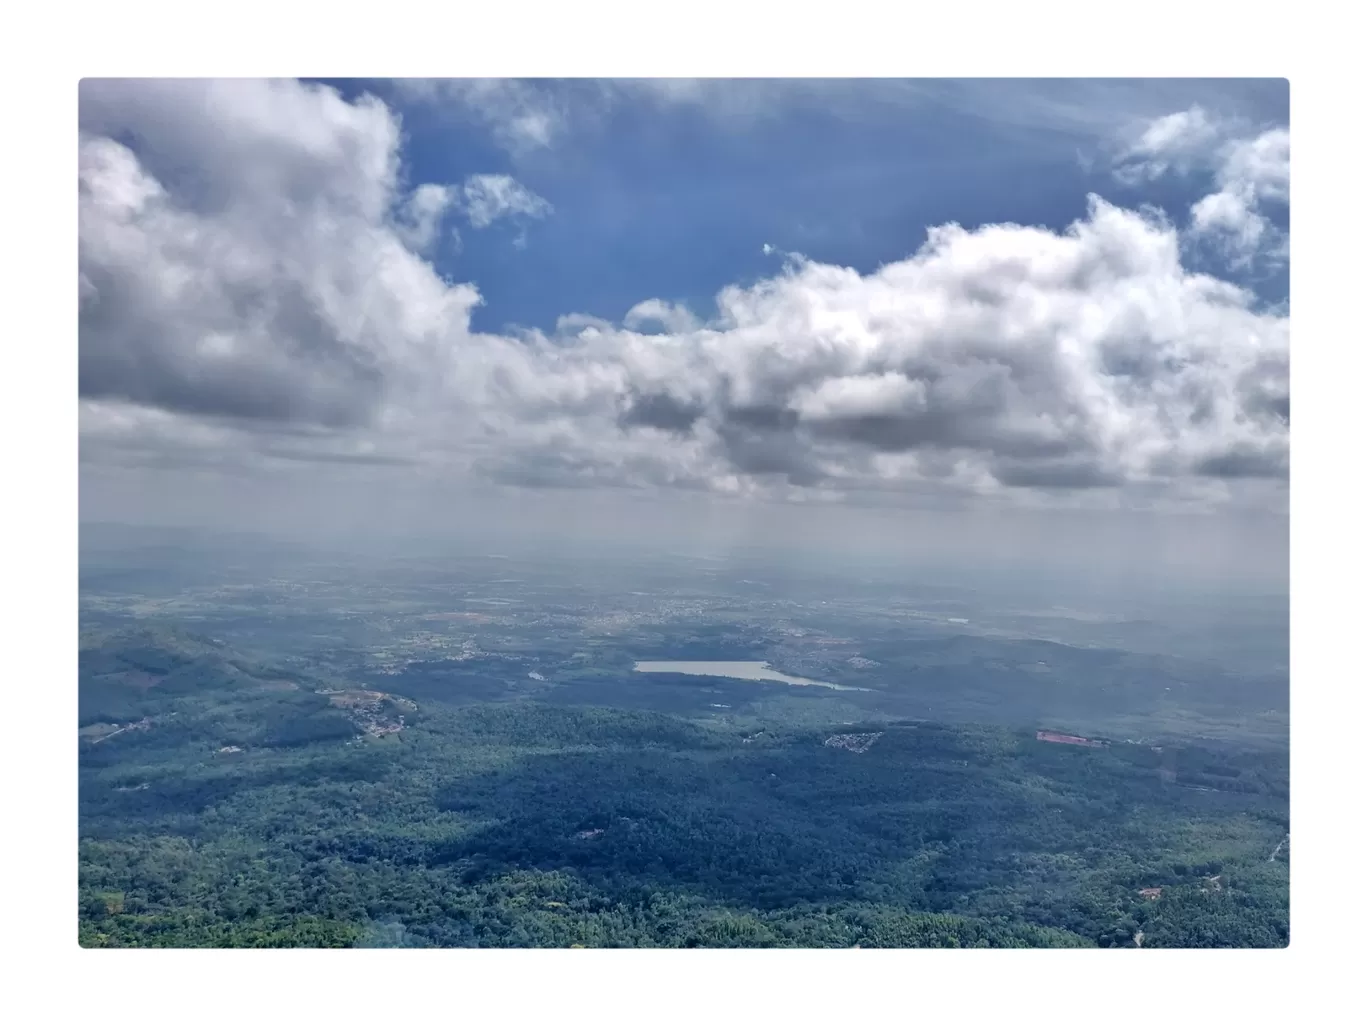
[313,78,1289,333]
[78,78,1289,581]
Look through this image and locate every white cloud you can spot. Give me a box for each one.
[458,173,552,229]
[1187,127,1290,265]
[1190,189,1268,263]
[792,373,930,422]
[1113,106,1225,183]
[394,183,456,252]
[391,78,568,153]
[554,313,616,338]
[397,80,1284,169]
[79,80,1289,515]
[1114,108,1289,269]
[1222,127,1290,202]
[624,299,699,334]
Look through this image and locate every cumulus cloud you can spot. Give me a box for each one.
[1188,127,1289,266]
[79,78,482,432]
[623,299,700,334]
[1113,107,1289,268]
[1190,189,1268,259]
[596,199,1288,499]
[1113,106,1225,183]
[394,183,456,252]
[1220,128,1290,202]
[79,80,1289,514]
[458,173,552,229]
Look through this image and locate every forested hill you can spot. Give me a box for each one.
[79,628,1289,948]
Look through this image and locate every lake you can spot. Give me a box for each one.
[632,660,867,691]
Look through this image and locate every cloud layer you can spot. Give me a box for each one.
[79,80,1289,512]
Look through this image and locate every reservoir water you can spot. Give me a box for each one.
[632,660,867,691]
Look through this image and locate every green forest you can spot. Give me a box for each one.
[78,627,1289,948]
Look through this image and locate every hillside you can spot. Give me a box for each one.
[79,630,1289,949]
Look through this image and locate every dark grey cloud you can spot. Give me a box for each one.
[617,391,704,436]
[714,412,824,487]
[78,259,384,428]
[990,458,1122,490]
[258,447,416,467]
[79,80,480,434]
[1195,447,1289,480]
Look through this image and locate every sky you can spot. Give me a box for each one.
[77,78,1290,588]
